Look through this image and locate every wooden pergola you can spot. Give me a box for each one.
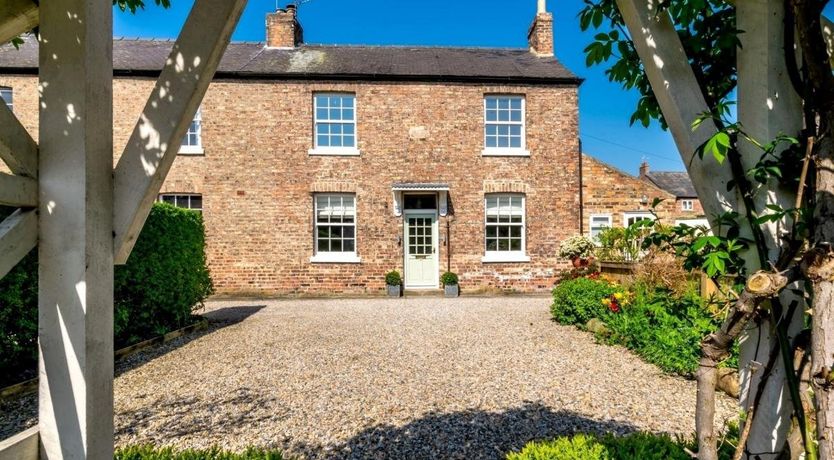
[0,0,246,458]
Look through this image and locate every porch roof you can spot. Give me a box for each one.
[391,183,450,192]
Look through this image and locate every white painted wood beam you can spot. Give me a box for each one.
[38,0,114,457]
[0,171,36,207]
[112,0,247,264]
[0,98,37,178]
[736,2,805,458]
[615,0,739,220]
[0,0,38,47]
[0,209,36,280]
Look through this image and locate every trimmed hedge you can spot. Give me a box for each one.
[507,432,736,460]
[115,446,284,460]
[0,203,213,386]
[551,277,730,376]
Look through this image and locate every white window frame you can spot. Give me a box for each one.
[179,107,204,155]
[1,86,12,111]
[482,95,530,157]
[589,214,613,240]
[158,193,203,213]
[482,194,530,263]
[681,199,694,212]
[623,212,655,228]
[309,92,360,156]
[311,193,361,264]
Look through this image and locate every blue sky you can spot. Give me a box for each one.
[114,0,686,175]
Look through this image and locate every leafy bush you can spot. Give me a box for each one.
[114,203,213,345]
[551,277,730,375]
[507,434,608,460]
[0,203,213,385]
[558,235,596,259]
[385,270,402,286]
[551,277,617,325]
[115,445,284,460]
[0,207,37,385]
[508,430,738,460]
[440,271,459,286]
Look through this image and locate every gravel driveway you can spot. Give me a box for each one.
[0,297,736,459]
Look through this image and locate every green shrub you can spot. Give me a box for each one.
[440,271,459,286]
[507,434,608,460]
[0,203,213,385]
[550,277,616,325]
[551,278,730,376]
[0,207,37,385]
[114,203,214,346]
[600,432,691,460]
[385,270,402,286]
[115,445,284,460]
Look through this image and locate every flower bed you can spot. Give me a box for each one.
[551,276,735,376]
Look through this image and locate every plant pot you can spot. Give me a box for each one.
[387,284,402,297]
[571,257,588,268]
[444,284,459,297]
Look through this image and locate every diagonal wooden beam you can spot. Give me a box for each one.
[0,0,38,46]
[0,209,36,280]
[0,97,37,178]
[615,0,738,219]
[112,0,247,264]
[0,171,36,207]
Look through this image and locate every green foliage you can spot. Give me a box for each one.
[114,203,213,345]
[113,0,172,14]
[0,203,212,385]
[440,271,459,286]
[551,277,617,325]
[115,445,284,460]
[551,278,732,375]
[385,270,402,286]
[507,434,608,460]
[558,235,596,259]
[0,207,37,385]
[507,431,739,460]
[578,0,738,129]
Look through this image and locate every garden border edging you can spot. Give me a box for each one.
[0,318,208,402]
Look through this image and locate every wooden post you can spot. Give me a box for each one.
[37,0,114,457]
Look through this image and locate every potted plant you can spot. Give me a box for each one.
[440,271,459,297]
[385,270,403,297]
[558,235,596,268]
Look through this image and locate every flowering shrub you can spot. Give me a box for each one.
[558,235,596,260]
[552,277,732,376]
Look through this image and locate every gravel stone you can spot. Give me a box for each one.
[0,297,737,459]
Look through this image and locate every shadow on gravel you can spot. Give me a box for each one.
[298,402,638,460]
[0,305,267,440]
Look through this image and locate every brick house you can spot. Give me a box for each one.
[0,3,585,296]
[581,155,707,240]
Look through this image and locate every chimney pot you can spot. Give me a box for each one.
[639,161,650,179]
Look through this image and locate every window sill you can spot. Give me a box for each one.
[178,146,205,155]
[308,147,361,157]
[310,254,361,264]
[481,148,530,157]
[481,254,531,263]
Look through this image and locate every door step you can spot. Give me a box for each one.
[403,289,443,297]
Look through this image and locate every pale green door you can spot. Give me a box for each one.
[404,213,438,288]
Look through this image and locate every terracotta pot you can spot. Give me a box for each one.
[571,257,583,268]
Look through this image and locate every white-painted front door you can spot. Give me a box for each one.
[404,213,438,288]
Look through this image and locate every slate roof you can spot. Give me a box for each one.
[0,36,580,84]
[643,171,698,198]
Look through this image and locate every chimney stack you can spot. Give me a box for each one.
[266,4,303,48]
[528,0,554,57]
[639,161,650,179]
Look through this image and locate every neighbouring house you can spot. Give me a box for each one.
[639,161,707,226]
[0,2,584,295]
[581,155,707,239]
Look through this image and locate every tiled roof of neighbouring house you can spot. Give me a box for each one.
[643,171,698,198]
[0,36,581,84]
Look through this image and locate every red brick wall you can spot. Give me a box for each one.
[1,74,581,296]
[581,155,677,231]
